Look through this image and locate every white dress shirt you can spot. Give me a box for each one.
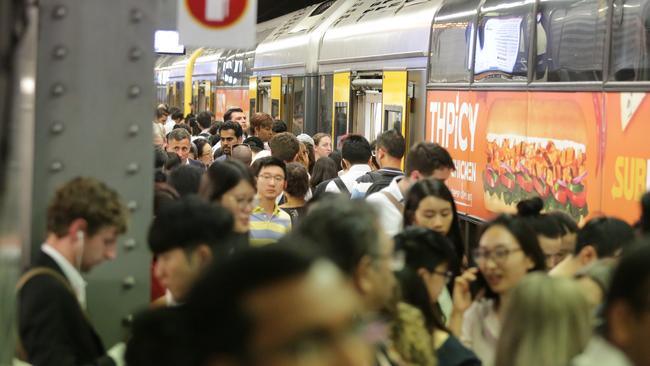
[325,164,371,194]
[41,243,87,309]
[366,177,405,237]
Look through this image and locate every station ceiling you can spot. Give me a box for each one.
[258,0,325,22]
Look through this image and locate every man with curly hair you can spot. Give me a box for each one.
[17,177,128,365]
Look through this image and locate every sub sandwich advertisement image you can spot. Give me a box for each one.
[426,90,650,224]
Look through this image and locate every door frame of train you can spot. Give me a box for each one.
[249,76,257,119]
[332,71,351,148]
[382,70,408,138]
[271,75,282,120]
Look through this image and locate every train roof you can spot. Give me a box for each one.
[253,0,354,76]
[318,0,444,73]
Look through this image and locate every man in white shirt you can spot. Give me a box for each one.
[18,177,128,366]
[366,142,455,237]
[325,135,372,195]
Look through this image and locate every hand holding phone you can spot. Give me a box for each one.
[452,267,479,314]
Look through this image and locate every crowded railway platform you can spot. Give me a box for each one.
[3,0,650,366]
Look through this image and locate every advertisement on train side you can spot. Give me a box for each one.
[425,90,650,224]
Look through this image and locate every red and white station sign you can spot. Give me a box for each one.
[178,0,256,48]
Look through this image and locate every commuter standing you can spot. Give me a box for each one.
[571,240,650,366]
[354,129,405,197]
[324,134,372,196]
[280,163,310,226]
[153,107,168,147]
[216,121,243,160]
[249,157,292,246]
[149,197,233,306]
[550,217,634,278]
[17,178,128,365]
[294,198,436,366]
[166,128,204,168]
[313,132,333,160]
[249,112,273,144]
[199,160,256,251]
[224,107,249,139]
[367,142,455,237]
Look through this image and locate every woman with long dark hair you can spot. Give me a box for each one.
[199,160,256,251]
[403,179,465,262]
[450,215,546,366]
[394,227,481,366]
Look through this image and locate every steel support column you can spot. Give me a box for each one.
[32,0,156,346]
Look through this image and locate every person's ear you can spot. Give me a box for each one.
[354,255,374,295]
[410,170,422,181]
[578,245,597,266]
[417,268,430,281]
[196,245,213,269]
[68,218,88,243]
[608,301,634,349]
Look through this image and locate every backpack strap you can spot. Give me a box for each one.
[382,191,404,213]
[333,177,351,197]
[15,267,77,362]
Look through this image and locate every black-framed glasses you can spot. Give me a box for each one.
[472,247,522,265]
[431,269,454,284]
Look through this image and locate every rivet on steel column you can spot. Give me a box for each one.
[50,122,65,135]
[128,124,139,136]
[130,8,143,23]
[126,163,139,175]
[50,83,65,97]
[129,47,143,61]
[52,5,67,19]
[127,200,138,212]
[122,276,136,290]
[128,85,140,98]
[49,161,64,172]
[52,45,68,60]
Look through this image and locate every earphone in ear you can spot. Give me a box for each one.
[77,230,84,242]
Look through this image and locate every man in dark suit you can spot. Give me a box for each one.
[165,128,204,169]
[18,177,128,365]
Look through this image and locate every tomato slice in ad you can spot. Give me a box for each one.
[485,170,497,189]
[569,189,587,208]
[534,177,549,198]
[500,173,516,191]
[516,174,534,193]
[553,184,568,205]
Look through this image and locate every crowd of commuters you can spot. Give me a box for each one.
[14,103,650,366]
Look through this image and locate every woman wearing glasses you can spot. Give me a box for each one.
[449,215,546,366]
[394,228,481,366]
[198,160,256,252]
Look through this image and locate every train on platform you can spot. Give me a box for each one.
[155,0,650,227]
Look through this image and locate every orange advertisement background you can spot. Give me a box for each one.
[215,89,249,121]
[424,90,630,224]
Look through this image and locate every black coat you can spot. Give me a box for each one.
[18,250,115,366]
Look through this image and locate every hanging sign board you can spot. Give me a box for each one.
[177,0,256,48]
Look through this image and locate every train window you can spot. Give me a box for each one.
[318,75,333,135]
[610,0,650,81]
[334,102,348,147]
[272,99,280,120]
[292,77,305,135]
[473,0,535,82]
[310,0,336,17]
[534,0,606,82]
[384,106,402,133]
[429,0,480,83]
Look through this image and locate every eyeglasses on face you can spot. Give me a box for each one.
[472,247,522,265]
[258,174,284,183]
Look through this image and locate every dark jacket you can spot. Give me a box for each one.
[18,250,114,366]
